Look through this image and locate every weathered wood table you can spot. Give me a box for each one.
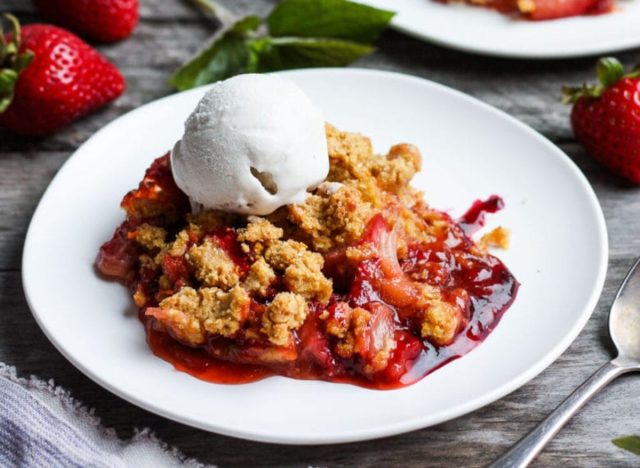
[1,0,639,466]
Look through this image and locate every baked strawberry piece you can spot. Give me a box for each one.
[97,125,518,389]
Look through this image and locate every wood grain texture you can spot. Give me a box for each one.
[1,0,640,466]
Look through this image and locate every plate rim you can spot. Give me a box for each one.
[21,67,609,444]
[357,0,640,59]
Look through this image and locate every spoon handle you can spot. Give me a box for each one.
[489,360,630,468]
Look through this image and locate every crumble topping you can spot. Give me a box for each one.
[187,209,229,233]
[479,226,511,250]
[283,251,331,303]
[243,257,276,297]
[264,239,308,270]
[187,239,239,289]
[285,125,429,253]
[324,302,352,339]
[261,292,309,346]
[238,216,284,244]
[419,299,463,346]
[325,124,420,193]
[262,239,332,303]
[289,183,375,252]
[516,0,535,13]
[131,223,167,251]
[149,285,250,345]
[325,123,375,183]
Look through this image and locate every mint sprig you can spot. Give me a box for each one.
[170,0,394,91]
[613,435,640,457]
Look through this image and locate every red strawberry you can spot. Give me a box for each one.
[518,0,614,20]
[564,57,640,183]
[32,0,139,43]
[0,15,125,136]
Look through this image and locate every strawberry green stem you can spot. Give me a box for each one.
[0,13,34,113]
[596,57,624,87]
[563,57,640,105]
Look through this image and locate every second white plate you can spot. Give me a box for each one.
[359,0,640,58]
[23,69,607,444]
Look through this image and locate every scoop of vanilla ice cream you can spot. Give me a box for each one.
[171,74,329,215]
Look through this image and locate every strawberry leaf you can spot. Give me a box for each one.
[0,69,17,111]
[613,436,640,456]
[14,49,33,72]
[267,0,394,43]
[248,36,374,71]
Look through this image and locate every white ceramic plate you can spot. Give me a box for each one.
[23,69,607,444]
[358,0,640,58]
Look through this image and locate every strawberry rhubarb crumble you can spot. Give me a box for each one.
[439,0,616,20]
[96,74,518,389]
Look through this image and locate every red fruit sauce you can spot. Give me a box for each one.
[458,195,505,236]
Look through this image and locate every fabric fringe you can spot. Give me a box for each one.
[0,363,210,467]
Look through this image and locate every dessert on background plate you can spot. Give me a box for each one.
[438,0,616,20]
[97,74,519,389]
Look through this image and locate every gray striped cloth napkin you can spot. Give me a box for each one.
[0,364,210,467]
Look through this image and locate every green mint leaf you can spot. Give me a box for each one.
[248,36,374,72]
[267,0,394,43]
[169,35,248,91]
[230,16,263,35]
[613,436,640,456]
[169,16,261,91]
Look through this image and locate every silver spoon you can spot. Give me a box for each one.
[491,257,640,467]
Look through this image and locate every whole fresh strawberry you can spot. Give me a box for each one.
[32,0,139,43]
[0,15,125,136]
[564,57,640,183]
